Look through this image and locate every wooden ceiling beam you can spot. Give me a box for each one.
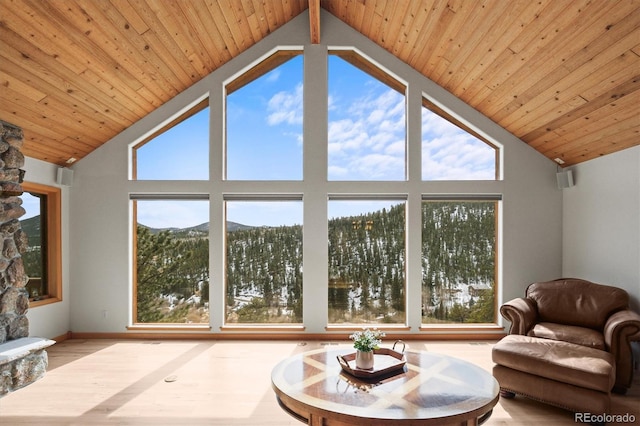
[309,0,321,44]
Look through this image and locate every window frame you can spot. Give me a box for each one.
[222,195,304,327]
[126,46,504,335]
[129,195,211,329]
[327,196,408,326]
[419,195,501,331]
[21,181,62,307]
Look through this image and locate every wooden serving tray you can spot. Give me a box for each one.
[337,341,406,379]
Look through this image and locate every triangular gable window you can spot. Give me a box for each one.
[422,98,498,180]
[132,99,209,180]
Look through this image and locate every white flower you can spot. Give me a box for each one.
[349,328,385,352]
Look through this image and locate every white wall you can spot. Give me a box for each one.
[22,157,71,339]
[563,145,640,311]
[53,10,563,336]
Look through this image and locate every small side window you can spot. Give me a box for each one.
[21,182,62,305]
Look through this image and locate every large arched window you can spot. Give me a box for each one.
[129,47,502,332]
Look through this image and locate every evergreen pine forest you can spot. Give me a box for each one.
[129,201,496,324]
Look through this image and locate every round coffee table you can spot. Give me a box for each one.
[271,348,499,425]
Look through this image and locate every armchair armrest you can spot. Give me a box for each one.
[500,297,538,335]
[604,309,640,390]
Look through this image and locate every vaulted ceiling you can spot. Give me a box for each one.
[1,0,638,168]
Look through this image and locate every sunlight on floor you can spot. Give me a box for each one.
[0,339,636,425]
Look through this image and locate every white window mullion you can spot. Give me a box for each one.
[406,82,423,330]
[209,80,226,331]
[302,45,329,332]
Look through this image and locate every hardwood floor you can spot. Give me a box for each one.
[1,339,638,425]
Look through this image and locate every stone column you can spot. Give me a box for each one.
[0,120,51,397]
[0,121,29,344]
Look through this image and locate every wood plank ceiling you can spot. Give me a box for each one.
[0,0,638,168]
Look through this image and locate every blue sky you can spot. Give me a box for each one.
[328,56,406,180]
[136,200,209,230]
[226,201,303,228]
[227,56,303,180]
[135,199,405,230]
[21,192,40,220]
[134,54,495,229]
[328,200,405,221]
[135,108,209,181]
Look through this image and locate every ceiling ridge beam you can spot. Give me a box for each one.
[309,0,321,44]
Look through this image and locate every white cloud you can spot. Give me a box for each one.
[328,119,368,151]
[369,131,397,152]
[265,68,281,83]
[267,83,303,125]
[385,140,405,155]
[328,94,337,111]
[351,154,405,179]
[422,134,495,180]
[367,108,385,124]
[234,60,496,182]
[328,87,406,180]
[328,165,349,176]
[421,108,496,180]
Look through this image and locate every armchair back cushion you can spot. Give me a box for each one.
[526,279,629,330]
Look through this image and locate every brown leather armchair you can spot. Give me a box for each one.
[500,278,640,391]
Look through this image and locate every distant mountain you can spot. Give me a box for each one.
[226,221,253,232]
[184,222,210,233]
[141,221,253,234]
[19,215,41,246]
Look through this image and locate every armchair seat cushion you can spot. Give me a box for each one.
[492,335,615,393]
[528,322,605,350]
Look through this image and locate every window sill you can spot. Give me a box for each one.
[29,297,61,308]
[127,324,212,332]
[325,325,411,333]
[220,325,306,332]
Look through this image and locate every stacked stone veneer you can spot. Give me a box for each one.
[0,121,50,396]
